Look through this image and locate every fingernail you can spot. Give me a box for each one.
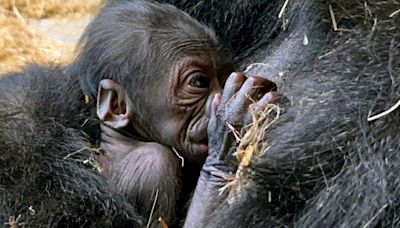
[212,93,221,115]
[235,72,246,80]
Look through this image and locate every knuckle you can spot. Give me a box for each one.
[232,71,246,81]
[246,76,256,85]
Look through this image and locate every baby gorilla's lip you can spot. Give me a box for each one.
[189,116,209,157]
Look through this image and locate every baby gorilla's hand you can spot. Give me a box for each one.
[184,72,281,228]
[204,72,280,181]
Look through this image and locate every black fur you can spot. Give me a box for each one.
[0,65,143,227]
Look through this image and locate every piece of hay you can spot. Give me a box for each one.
[389,9,400,17]
[158,217,169,228]
[5,215,25,228]
[219,102,281,203]
[368,99,400,121]
[146,189,159,228]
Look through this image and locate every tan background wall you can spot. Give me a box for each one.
[0,0,100,74]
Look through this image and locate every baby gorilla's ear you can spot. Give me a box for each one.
[97,79,134,129]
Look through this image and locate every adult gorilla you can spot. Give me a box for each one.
[141,0,400,227]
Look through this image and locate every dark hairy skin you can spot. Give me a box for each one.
[0,66,142,227]
[0,1,280,227]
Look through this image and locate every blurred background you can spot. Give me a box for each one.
[0,0,101,74]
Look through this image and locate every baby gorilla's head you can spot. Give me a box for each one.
[70,0,234,163]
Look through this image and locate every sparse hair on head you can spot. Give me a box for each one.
[67,0,220,101]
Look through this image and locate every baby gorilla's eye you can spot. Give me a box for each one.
[188,74,211,89]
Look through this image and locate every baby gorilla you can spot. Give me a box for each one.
[68,2,234,225]
[0,0,280,227]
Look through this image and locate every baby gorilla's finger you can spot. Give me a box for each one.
[243,91,282,124]
[219,72,246,109]
[210,93,221,118]
[242,76,276,102]
[227,77,260,117]
[255,91,281,111]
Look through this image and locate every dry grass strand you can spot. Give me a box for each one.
[219,101,281,202]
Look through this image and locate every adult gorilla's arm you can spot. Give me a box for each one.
[0,66,143,227]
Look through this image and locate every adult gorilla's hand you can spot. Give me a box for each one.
[184,72,280,228]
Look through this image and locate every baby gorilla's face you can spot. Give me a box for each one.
[147,52,234,163]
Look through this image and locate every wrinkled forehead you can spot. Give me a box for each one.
[163,38,233,70]
[143,33,234,89]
